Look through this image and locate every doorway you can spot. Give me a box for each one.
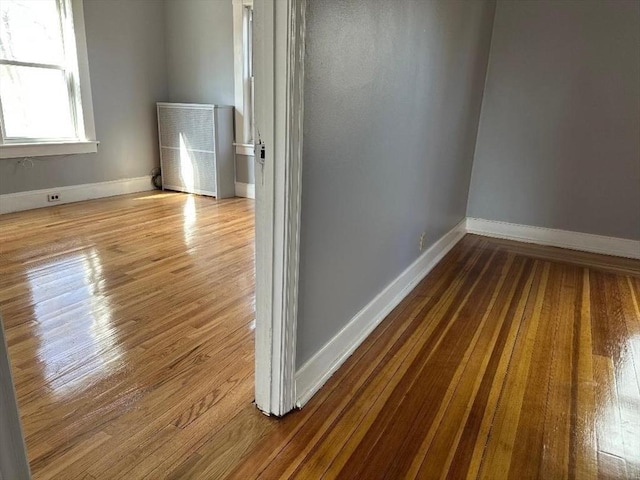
[0,0,304,477]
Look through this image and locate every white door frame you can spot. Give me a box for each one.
[0,316,32,480]
[253,0,306,416]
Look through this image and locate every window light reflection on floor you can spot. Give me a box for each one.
[27,248,122,397]
[183,195,197,251]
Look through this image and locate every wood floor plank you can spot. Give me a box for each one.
[447,260,538,480]
[570,269,598,480]
[408,255,525,478]
[1,193,639,479]
[594,354,629,479]
[507,262,565,479]
[420,257,534,479]
[540,264,581,478]
[477,261,551,479]
[613,277,640,478]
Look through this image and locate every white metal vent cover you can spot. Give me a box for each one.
[157,103,217,196]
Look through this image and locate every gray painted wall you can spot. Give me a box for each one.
[164,0,234,106]
[296,0,496,367]
[0,0,168,195]
[164,0,253,185]
[467,0,640,240]
[236,154,255,184]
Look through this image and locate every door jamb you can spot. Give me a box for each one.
[253,0,306,416]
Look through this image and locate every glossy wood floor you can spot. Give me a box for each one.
[0,192,256,479]
[1,192,639,479]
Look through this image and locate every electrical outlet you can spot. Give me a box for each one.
[419,232,426,251]
[47,194,60,202]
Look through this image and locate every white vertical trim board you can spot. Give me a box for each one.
[253,0,306,416]
[466,218,640,260]
[235,182,256,199]
[295,218,467,408]
[232,0,254,147]
[0,176,154,214]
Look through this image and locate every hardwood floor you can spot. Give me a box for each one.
[1,193,638,479]
[0,192,256,479]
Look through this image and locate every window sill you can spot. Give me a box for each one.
[0,141,99,159]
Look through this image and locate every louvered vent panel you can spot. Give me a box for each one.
[158,106,215,151]
[160,147,216,195]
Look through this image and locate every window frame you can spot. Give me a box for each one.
[0,0,97,159]
[233,0,254,156]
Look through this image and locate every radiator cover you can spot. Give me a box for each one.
[157,103,235,198]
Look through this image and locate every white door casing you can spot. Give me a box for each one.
[253,0,306,416]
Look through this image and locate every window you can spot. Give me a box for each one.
[245,5,254,144]
[0,0,96,158]
[233,0,254,155]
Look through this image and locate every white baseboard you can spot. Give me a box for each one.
[235,182,255,199]
[466,218,640,260]
[295,219,467,408]
[0,176,154,214]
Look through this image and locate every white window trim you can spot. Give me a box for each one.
[233,0,254,157]
[0,0,97,159]
[0,140,97,159]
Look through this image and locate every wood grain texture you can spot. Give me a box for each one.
[1,193,639,479]
[0,192,256,480]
